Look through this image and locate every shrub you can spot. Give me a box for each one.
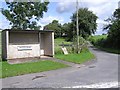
[71,36,88,53]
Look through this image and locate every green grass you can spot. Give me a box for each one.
[55,38,95,64]
[0,60,68,78]
[55,50,95,64]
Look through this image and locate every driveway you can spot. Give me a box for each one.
[1,46,119,88]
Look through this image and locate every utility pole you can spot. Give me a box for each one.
[76,0,79,53]
[118,1,120,8]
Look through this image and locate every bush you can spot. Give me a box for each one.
[71,36,88,53]
[55,46,63,55]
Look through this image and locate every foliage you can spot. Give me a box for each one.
[62,23,74,41]
[43,8,98,40]
[71,8,98,39]
[103,8,120,49]
[72,36,88,53]
[89,35,109,48]
[1,0,49,30]
[89,35,120,54]
[88,35,107,45]
[1,60,67,78]
[44,20,62,38]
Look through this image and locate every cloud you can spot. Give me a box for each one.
[56,0,119,15]
[56,0,76,13]
[95,19,109,35]
[40,15,64,24]
[55,0,119,35]
[88,2,118,17]
[97,19,108,24]
[55,0,111,14]
[37,15,64,30]
[95,23,107,35]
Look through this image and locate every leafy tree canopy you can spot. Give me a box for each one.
[104,8,120,49]
[44,20,62,38]
[62,23,74,41]
[1,0,49,30]
[71,8,98,39]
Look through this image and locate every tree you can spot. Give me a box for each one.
[1,0,49,30]
[71,8,98,39]
[62,23,74,41]
[44,20,62,38]
[104,8,120,49]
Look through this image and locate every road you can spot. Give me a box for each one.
[1,46,119,88]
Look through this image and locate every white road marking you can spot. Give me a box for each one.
[64,81,119,88]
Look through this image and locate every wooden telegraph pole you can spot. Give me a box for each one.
[76,0,79,53]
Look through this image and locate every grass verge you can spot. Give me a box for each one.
[55,50,95,64]
[89,35,120,54]
[0,60,68,78]
[95,46,120,54]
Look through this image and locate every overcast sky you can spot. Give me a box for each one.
[0,0,119,35]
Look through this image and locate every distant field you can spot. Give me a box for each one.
[88,35,107,43]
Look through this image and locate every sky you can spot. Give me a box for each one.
[0,0,119,35]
